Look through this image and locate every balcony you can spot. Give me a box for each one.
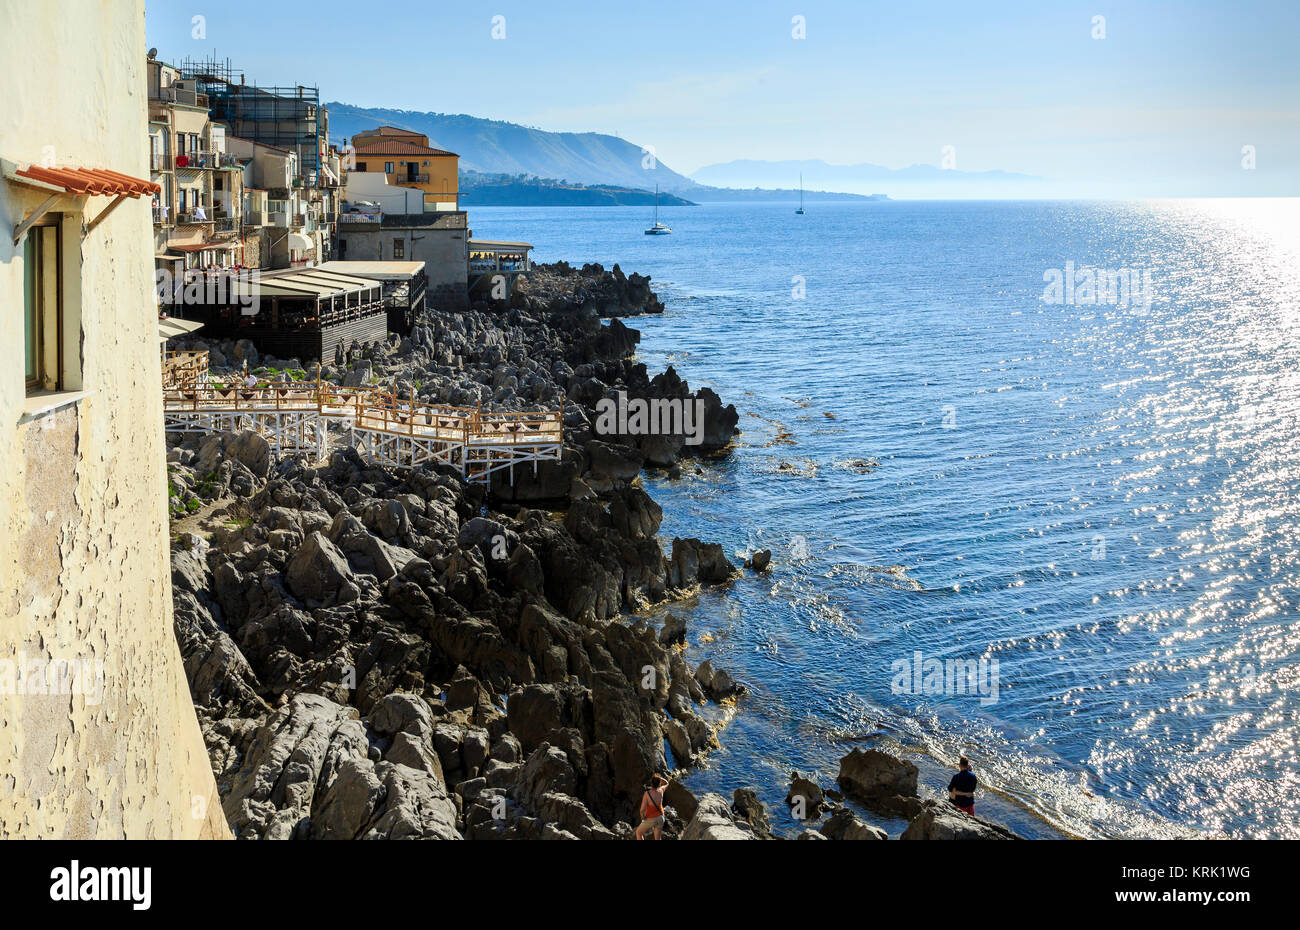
[174,211,214,226]
[212,216,239,234]
[339,212,382,224]
[151,86,207,108]
[172,152,239,170]
[150,152,168,172]
[390,174,429,185]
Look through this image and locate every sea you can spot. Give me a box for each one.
[468,198,1300,839]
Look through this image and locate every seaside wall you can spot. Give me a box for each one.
[0,0,229,838]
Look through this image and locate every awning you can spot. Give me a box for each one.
[12,164,160,197]
[158,317,204,342]
[288,232,314,251]
[169,241,240,252]
[317,260,426,280]
[468,239,533,251]
[5,160,163,244]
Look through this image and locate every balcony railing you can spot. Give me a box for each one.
[174,211,214,225]
[213,217,239,234]
[172,152,239,170]
[391,174,429,184]
[150,152,167,172]
[339,212,381,224]
[152,86,207,108]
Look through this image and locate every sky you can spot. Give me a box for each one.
[145,0,1300,197]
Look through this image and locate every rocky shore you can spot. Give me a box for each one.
[166,260,1022,840]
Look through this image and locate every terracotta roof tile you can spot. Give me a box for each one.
[351,140,458,158]
[16,164,161,197]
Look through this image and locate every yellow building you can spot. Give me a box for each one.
[350,126,459,211]
[0,0,228,838]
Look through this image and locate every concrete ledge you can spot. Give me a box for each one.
[18,389,93,424]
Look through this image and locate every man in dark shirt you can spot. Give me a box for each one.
[948,755,978,815]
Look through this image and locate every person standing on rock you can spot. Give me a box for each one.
[948,756,978,815]
[635,774,670,840]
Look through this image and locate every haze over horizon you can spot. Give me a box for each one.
[145,0,1300,198]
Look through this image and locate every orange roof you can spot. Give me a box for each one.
[355,126,426,139]
[16,165,161,197]
[351,140,458,158]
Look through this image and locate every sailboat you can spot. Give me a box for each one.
[795,172,805,214]
[645,184,671,235]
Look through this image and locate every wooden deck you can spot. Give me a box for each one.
[162,365,562,483]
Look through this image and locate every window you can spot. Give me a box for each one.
[356,161,367,172]
[392,238,404,260]
[24,219,63,393]
[384,162,394,174]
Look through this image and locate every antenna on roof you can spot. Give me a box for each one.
[147,48,157,59]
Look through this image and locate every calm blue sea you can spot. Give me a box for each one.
[469,199,1300,839]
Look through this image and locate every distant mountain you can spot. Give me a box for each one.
[691,158,1042,196]
[326,103,695,191]
[460,172,696,207]
[326,104,879,202]
[326,104,1017,201]
[685,186,886,203]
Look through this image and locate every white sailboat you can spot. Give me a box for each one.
[795,172,805,214]
[645,184,671,235]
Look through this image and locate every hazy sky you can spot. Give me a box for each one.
[145,0,1300,196]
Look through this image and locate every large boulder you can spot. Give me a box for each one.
[837,747,919,814]
[680,793,755,841]
[819,807,888,841]
[222,693,369,839]
[900,801,1022,841]
[731,787,772,837]
[585,440,644,481]
[668,538,736,588]
[285,532,355,605]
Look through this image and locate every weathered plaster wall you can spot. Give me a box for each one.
[0,0,229,838]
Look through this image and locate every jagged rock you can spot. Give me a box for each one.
[837,748,920,816]
[694,659,744,700]
[285,532,355,605]
[786,772,827,817]
[658,613,686,646]
[680,793,755,841]
[222,693,368,839]
[585,440,644,481]
[732,787,773,837]
[312,758,461,840]
[664,780,699,822]
[820,807,888,840]
[669,538,736,588]
[901,801,1022,841]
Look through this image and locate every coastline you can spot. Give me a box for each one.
[165,261,1024,840]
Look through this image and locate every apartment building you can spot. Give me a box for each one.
[338,126,469,311]
[176,57,343,268]
[147,55,245,282]
[349,126,459,211]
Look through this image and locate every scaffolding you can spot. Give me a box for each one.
[176,55,322,175]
